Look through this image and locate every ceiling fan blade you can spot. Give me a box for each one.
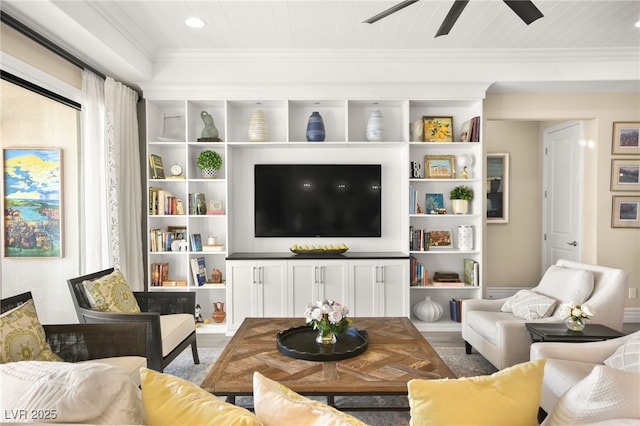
[363,0,420,24]
[435,0,470,37]
[503,0,544,25]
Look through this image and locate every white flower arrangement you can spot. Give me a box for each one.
[558,301,594,322]
[304,300,351,337]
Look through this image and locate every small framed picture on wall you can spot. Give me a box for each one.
[612,195,640,228]
[612,121,640,155]
[610,159,640,191]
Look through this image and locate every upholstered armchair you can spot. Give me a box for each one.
[67,268,199,372]
[462,259,628,370]
[1,291,147,385]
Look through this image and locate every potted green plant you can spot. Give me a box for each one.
[197,150,222,179]
[450,185,474,214]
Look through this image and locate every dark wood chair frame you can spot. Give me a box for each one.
[1,291,147,362]
[67,268,199,372]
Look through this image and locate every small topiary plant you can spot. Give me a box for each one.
[450,185,474,200]
[197,150,222,170]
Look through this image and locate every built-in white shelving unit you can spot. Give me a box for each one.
[145,97,483,334]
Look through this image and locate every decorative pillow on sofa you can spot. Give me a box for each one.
[604,333,640,373]
[541,365,640,426]
[535,265,594,313]
[1,360,145,424]
[82,269,141,312]
[407,359,545,426]
[253,371,367,426]
[500,289,557,320]
[0,299,62,363]
[140,368,261,426]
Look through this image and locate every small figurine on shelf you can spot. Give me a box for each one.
[195,304,204,323]
[416,203,423,214]
[460,166,469,179]
[198,110,221,142]
[210,268,223,284]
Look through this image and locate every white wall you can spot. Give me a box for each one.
[484,92,640,309]
[228,145,407,253]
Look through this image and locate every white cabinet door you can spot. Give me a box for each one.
[288,260,348,317]
[259,261,288,317]
[378,260,409,317]
[349,260,409,317]
[227,260,287,332]
[350,261,377,316]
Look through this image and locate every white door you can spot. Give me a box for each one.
[542,121,584,273]
[259,261,288,317]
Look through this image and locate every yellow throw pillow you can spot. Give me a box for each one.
[140,368,262,426]
[82,269,141,312]
[0,299,62,363]
[408,359,545,426]
[253,371,367,426]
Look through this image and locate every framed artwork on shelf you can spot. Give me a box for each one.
[3,148,63,258]
[611,122,640,155]
[427,229,452,248]
[612,196,639,228]
[486,153,509,224]
[611,159,640,191]
[424,155,455,178]
[422,116,453,142]
[425,193,444,214]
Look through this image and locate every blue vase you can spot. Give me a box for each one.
[306,111,325,142]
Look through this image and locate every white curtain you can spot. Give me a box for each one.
[80,70,143,289]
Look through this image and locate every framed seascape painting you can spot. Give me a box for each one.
[612,196,640,228]
[3,148,63,258]
[424,155,455,178]
[611,122,640,155]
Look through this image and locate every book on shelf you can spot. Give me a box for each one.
[150,262,169,287]
[410,256,428,286]
[449,298,463,322]
[149,154,165,179]
[149,187,183,215]
[191,233,202,252]
[190,193,207,215]
[409,226,430,251]
[463,258,480,286]
[161,279,187,287]
[150,229,176,252]
[202,244,224,252]
[190,256,207,286]
[431,280,465,287]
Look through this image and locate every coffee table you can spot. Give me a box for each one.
[201,317,454,410]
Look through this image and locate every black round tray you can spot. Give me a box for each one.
[276,326,368,361]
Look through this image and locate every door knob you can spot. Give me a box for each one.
[567,241,578,247]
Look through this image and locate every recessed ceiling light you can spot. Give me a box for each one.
[185,17,206,28]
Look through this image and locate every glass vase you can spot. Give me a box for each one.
[315,329,337,345]
[565,317,586,331]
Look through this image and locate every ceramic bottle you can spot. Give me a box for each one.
[306,111,325,142]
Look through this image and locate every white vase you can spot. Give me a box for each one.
[413,296,443,322]
[248,110,269,142]
[451,199,468,214]
[457,225,473,251]
[366,110,385,142]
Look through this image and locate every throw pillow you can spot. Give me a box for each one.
[408,359,545,426]
[534,265,594,314]
[501,289,557,320]
[82,269,141,313]
[604,333,640,373]
[542,365,640,425]
[1,360,145,425]
[140,368,262,426]
[0,299,62,363]
[253,371,367,426]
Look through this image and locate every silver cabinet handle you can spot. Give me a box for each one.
[567,241,578,247]
[252,266,257,284]
[314,266,319,285]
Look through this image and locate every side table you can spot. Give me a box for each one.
[525,323,624,343]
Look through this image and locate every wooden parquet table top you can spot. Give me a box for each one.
[201,317,455,396]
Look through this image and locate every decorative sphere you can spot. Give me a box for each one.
[413,296,443,322]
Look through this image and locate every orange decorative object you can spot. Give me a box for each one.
[212,301,226,323]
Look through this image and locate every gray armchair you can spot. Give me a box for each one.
[462,259,628,370]
[67,268,199,372]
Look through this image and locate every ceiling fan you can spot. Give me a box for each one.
[363,0,544,37]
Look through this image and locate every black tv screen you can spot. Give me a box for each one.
[255,164,381,237]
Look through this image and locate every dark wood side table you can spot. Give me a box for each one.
[525,323,624,343]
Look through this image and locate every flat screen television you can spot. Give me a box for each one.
[255,164,381,237]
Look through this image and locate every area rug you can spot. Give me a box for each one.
[164,345,497,426]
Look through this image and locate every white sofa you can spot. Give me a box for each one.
[462,259,628,370]
[531,331,640,425]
